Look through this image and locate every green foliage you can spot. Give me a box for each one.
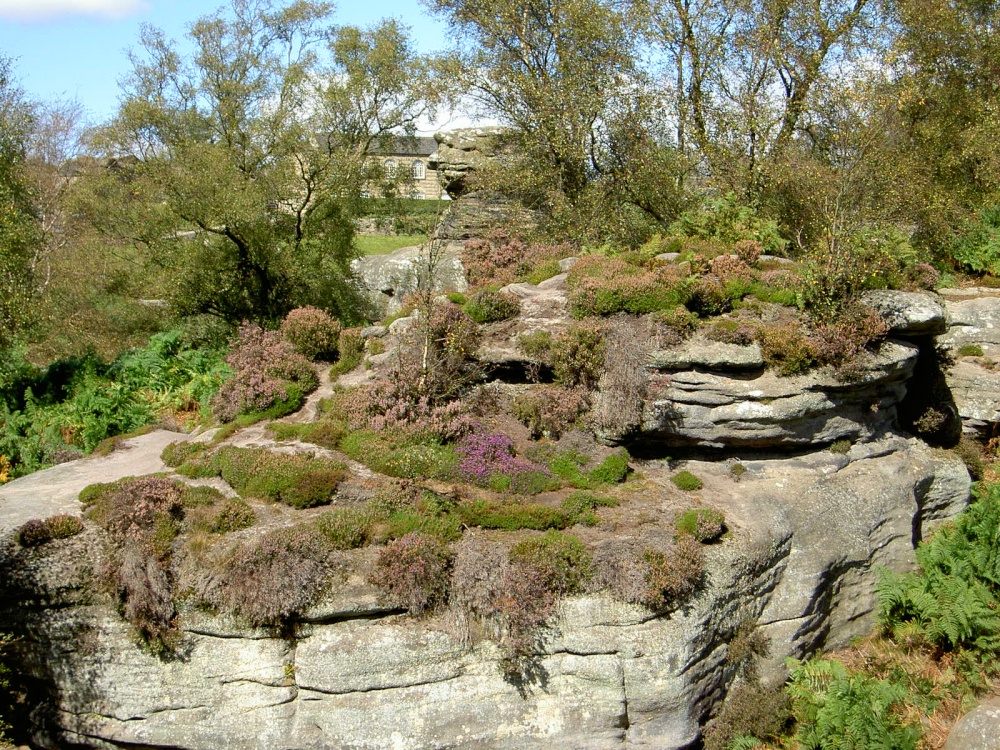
[280,307,341,361]
[0,332,227,479]
[315,506,376,549]
[670,470,703,491]
[675,507,725,543]
[668,195,788,256]
[338,429,457,480]
[957,344,984,357]
[551,322,605,389]
[510,530,593,594]
[785,658,919,750]
[462,290,521,323]
[756,323,817,376]
[949,206,1000,277]
[161,441,208,468]
[181,446,346,509]
[330,327,365,376]
[877,482,1000,656]
[587,449,630,484]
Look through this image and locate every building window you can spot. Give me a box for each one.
[411,160,425,180]
[384,159,397,179]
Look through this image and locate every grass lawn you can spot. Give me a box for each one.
[355,234,428,255]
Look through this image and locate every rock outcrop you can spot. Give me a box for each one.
[351,242,467,315]
[939,291,1000,435]
[0,435,970,750]
[944,698,1000,750]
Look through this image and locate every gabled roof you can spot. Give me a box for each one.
[369,136,438,157]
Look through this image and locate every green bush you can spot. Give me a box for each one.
[338,430,457,480]
[457,499,574,531]
[877,482,1000,655]
[675,507,725,542]
[510,386,588,439]
[567,255,689,317]
[161,440,208,468]
[588,449,630,484]
[552,322,605,389]
[330,326,364,376]
[510,530,592,594]
[950,205,1000,276]
[184,446,346,509]
[202,498,256,534]
[757,322,817,376]
[670,470,703,491]
[463,290,521,323]
[44,513,84,540]
[957,344,985,357]
[668,194,788,256]
[315,506,375,549]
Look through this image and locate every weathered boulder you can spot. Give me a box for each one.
[648,339,765,372]
[944,698,1000,750]
[940,295,1000,433]
[638,339,919,449]
[860,290,948,336]
[351,242,467,315]
[0,438,969,750]
[433,190,539,242]
[429,127,510,198]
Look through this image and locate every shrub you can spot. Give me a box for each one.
[268,419,346,449]
[463,290,520,323]
[668,194,787,255]
[588,449,630,484]
[212,324,318,422]
[702,683,791,750]
[686,276,733,317]
[567,255,688,317]
[651,305,698,347]
[84,476,187,648]
[509,530,592,595]
[830,439,852,454]
[280,307,341,361]
[957,344,984,357]
[670,470,703,491]
[456,499,575,531]
[734,239,764,266]
[450,537,555,659]
[369,532,452,615]
[953,436,985,480]
[455,432,552,493]
[330,326,364,375]
[552,322,605,389]
[15,519,51,547]
[950,205,1000,276]
[199,524,334,626]
[44,514,84,540]
[675,507,726,542]
[705,318,757,345]
[812,304,889,379]
[160,440,207,468]
[510,385,589,439]
[756,322,817,376]
[207,498,256,533]
[560,491,618,525]
[642,536,705,610]
[462,231,573,288]
[189,446,346,509]
[315,506,375,549]
[338,430,457,480]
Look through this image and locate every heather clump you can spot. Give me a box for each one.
[463,290,520,323]
[510,385,589,439]
[811,304,889,380]
[567,255,688,317]
[16,514,85,547]
[509,530,593,594]
[368,531,452,615]
[592,536,705,611]
[180,446,346,509]
[280,306,341,361]
[551,321,605,389]
[462,231,572,287]
[450,537,555,660]
[82,476,187,649]
[198,524,334,626]
[211,323,318,422]
[455,432,553,494]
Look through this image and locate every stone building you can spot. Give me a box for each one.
[367,136,444,200]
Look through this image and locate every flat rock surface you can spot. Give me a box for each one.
[0,429,187,533]
[860,290,948,336]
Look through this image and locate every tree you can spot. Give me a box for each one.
[426,0,640,202]
[0,57,38,352]
[80,0,443,326]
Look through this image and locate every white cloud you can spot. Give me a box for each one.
[0,0,147,21]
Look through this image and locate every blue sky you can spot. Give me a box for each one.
[0,0,452,126]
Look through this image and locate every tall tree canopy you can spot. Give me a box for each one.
[0,57,38,351]
[80,0,445,325]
